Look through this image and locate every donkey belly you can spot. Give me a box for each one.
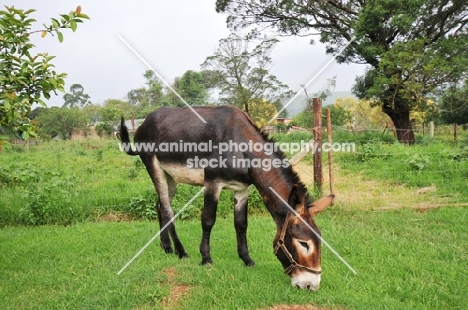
[161,163,249,190]
[160,162,204,185]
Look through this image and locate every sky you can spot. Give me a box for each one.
[11,0,365,108]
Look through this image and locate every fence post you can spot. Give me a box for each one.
[429,121,434,137]
[454,123,457,142]
[313,98,322,194]
[326,108,335,196]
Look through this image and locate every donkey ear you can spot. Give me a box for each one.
[288,184,305,212]
[308,195,335,216]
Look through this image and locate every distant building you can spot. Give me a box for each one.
[276,118,292,125]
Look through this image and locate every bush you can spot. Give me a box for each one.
[95,122,113,137]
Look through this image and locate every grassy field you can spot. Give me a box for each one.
[1,131,467,309]
[1,207,466,309]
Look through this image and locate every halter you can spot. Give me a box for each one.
[274,211,322,275]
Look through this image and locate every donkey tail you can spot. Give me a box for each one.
[119,117,139,156]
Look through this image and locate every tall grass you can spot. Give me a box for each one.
[1,128,467,226]
[0,139,266,227]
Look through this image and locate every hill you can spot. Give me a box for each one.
[285,91,355,117]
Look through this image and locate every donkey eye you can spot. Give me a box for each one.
[298,241,310,252]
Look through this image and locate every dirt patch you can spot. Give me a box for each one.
[97,211,133,222]
[293,161,449,211]
[160,267,191,309]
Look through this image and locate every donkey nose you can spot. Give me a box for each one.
[308,283,319,292]
[293,281,319,291]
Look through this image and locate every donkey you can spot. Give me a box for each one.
[120,105,333,291]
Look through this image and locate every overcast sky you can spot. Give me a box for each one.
[12,0,365,108]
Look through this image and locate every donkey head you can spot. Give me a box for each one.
[273,184,334,291]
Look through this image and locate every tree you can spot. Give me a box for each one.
[335,97,390,129]
[127,70,163,107]
[82,104,103,124]
[247,98,278,128]
[169,70,209,106]
[326,104,352,127]
[216,0,468,144]
[36,107,89,139]
[101,99,135,122]
[438,81,468,126]
[62,84,91,108]
[201,33,292,115]
[0,6,89,145]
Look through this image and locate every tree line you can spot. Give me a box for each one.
[1,1,467,146]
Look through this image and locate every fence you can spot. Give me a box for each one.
[1,121,467,226]
[280,122,468,211]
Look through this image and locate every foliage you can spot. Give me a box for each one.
[95,122,113,138]
[19,177,77,225]
[36,107,89,139]
[82,104,103,123]
[438,81,468,125]
[62,83,91,108]
[101,99,135,122]
[216,0,468,144]
[291,111,312,128]
[292,102,352,129]
[201,33,292,115]
[0,6,89,143]
[326,103,352,127]
[169,70,209,106]
[126,190,158,221]
[359,143,379,162]
[127,70,163,107]
[246,98,277,128]
[334,96,390,129]
[407,153,431,171]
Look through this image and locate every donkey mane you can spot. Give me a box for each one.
[241,110,312,206]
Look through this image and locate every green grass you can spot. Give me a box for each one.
[0,139,267,226]
[333,138,468,203]
[1,207,467,309]
[1,134,467,309]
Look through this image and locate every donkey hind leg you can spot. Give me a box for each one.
[165,173,188,258]
[234,187,255,267]
[199,183,222,265]
[146,156,187,258]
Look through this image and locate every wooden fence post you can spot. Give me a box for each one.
[313,98,322,194]
[326,108,335,196]
[454,123,457,142]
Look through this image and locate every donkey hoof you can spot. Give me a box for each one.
[244,260,256,267]
[163,247,174,254]
[201,258,213,265]
[177,252,189,259]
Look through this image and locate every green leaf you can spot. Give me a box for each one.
[56,31,63,43]
[76,13,90,19]
[51,18,59,28]
[70,20,77,32]
[60,14,70,22]
[22,131,29,140]
[3,98,10,109]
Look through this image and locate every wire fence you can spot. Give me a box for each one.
[281,124,468,211]
[1,123,467,226]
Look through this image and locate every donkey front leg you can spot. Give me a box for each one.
[199,183,222,265]
[234,187,255,266]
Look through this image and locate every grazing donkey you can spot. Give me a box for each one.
[120,105,333,291]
